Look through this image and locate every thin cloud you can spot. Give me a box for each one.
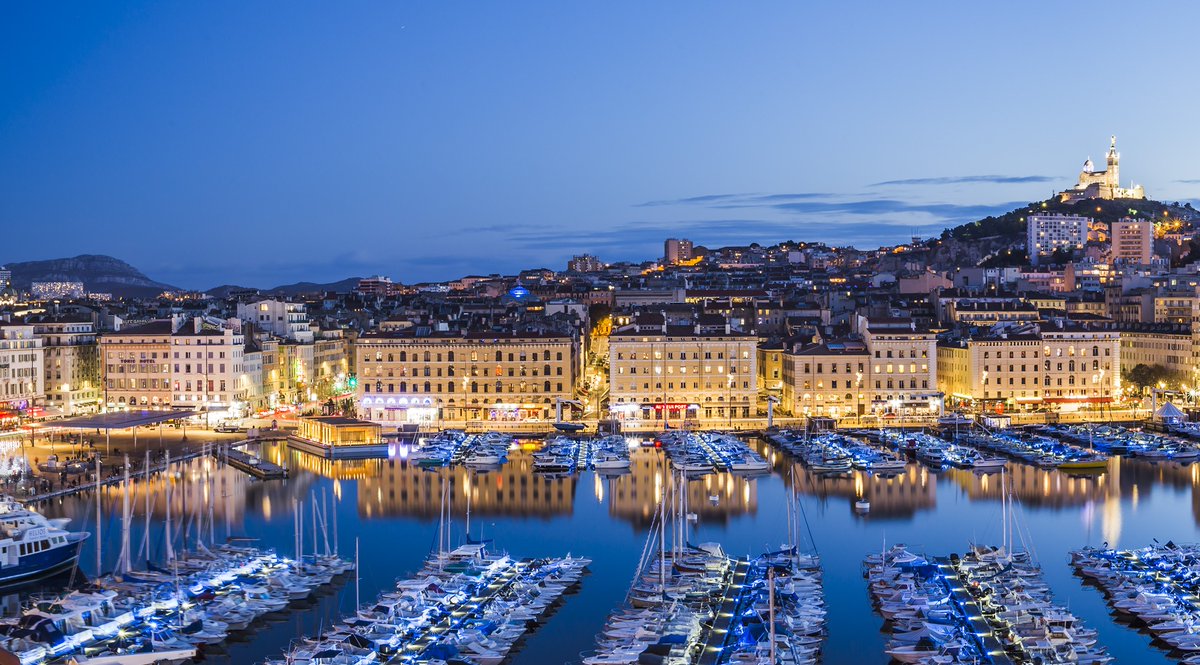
[502,217,953,254]
[769,199,1027,220]
[702,197,1027,220]
[635,192,826,207]
[1175,179,1200,184]
[635,193,756,207]
[870,175,1056,187]
[454,223,544,234]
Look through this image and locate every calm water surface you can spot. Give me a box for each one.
[30,438,1200,664]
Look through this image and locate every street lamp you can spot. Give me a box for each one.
[980,370,989,420]
[855,372,863,422]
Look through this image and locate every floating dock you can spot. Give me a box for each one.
[935,557,1013,665]
[285,434,391,459]
[216,444,287,479]
[696,558,749,665]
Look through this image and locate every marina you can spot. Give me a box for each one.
[1072,542,1200,661]
[0,535,350,664]
[654,431,773,476]
[0,433,1193,663]
[955,429,1110,471]
[267,540,588,665]
[1045,424,1200,461]
[867,543,1110,664]
[533,435,632,475]
[767,431,909,476]
[407,431,517,469]
[583,465,826,665]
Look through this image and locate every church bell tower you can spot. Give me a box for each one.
[1105,135,1120,191]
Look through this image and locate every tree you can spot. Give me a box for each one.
[1122,363,1184,394]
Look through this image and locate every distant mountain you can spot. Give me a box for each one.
[3,254,179,298]
[206,277,362,298]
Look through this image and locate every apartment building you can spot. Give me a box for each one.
[937,322,1119,412]
[1115,323,1193,382]
[608,314,757,426]
[1027,213,1089,265]
[31,315,100,416]
[781,340,870,418]
[1111,219,1154,265]
[356,330,578,424]
[313,329,350,400]
[236,299,313,342]
[170,317,247,418]
[860,316,939,416]
[99,320,175,409]
[0,324,44,416]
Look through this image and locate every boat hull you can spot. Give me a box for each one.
[1058,459,1108,470]
[0,533,88,588]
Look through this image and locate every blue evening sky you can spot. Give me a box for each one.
[2,2,1198,289]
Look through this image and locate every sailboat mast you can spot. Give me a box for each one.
[164,450,173,562]
[322,489,330,556]
[768,566,777,663]
[682,469,689,547]
[1000,466,1007,555]
[208,447,215,547]
[142,450,151,565]
[181,452,188,556]
[1006,470,1013,558]
[224,443,232,541]
[437,475,447,570]
[658,475,666,602]
[95,456,102,576]
[676,470,683,557]
[792,470,800,565]
[292,498,299,561]
[118,454,130,576]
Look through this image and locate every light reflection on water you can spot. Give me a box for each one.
[25,439,1200,664]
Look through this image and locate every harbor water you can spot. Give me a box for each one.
[29,437,1200,664]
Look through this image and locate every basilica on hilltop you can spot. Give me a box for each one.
[1058,136,1146,203]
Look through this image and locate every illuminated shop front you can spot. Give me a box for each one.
[359,395,440,423]
[609,401,701,426]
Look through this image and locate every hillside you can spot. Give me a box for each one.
[3,254,179,298]
[205,277,362,298]
[941,197,1190,242]
[913,197,1200,271]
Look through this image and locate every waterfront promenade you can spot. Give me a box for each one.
[0,426,257,502]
